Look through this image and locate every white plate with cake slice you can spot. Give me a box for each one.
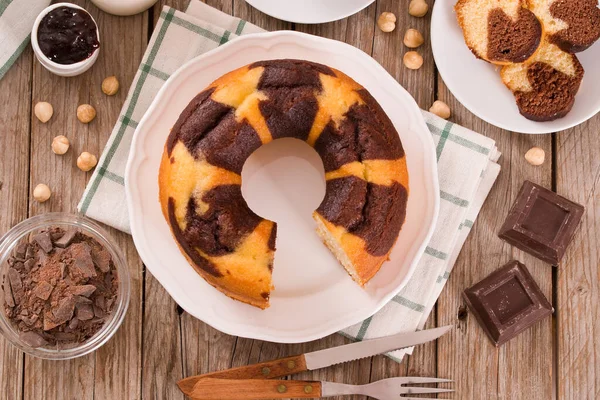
[245,0,374,24]
[432,0,600,134]
[125,31,439,343]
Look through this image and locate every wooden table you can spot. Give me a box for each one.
[0,1,598,399]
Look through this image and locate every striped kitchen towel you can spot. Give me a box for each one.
[0,0,50,80]
[78,0,501,362]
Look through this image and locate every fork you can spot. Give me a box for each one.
[189,376,453,400]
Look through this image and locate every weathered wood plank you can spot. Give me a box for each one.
[556,114,600,400]
[23,2,146,400]
[435,74,553,398]
[141,276,185,400]
[0,44,33,400]
[373,0,435,110]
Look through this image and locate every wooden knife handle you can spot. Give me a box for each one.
[189,378,322,400]
[178,355,307,396]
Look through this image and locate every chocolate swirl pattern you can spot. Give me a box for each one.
[159,60,409,309]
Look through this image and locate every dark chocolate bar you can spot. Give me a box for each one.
[499,180,584,265]
[463,260,552,346]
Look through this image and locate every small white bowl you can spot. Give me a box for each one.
[31,3,100,77]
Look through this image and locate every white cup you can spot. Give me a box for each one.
[31,3,100,77]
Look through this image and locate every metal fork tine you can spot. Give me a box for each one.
[400,386,455,394]
[397,377,454,384]
[401,398,452,400]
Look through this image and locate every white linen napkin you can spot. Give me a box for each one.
[78,0,501,361]
[0,0,50,80]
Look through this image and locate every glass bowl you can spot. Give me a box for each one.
[0,213,130,360]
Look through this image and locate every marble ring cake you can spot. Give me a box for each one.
[159,59,409,309]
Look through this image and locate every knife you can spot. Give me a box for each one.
[177,325,452,396]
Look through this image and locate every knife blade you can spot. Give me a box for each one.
[304,325,452,370]
[178,325,452,396]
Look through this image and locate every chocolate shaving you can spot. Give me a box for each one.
[54,228,77,248]
[3,281,15,308]
[25,244,35,259]
[91,247,111,273]
[14,243,27,259]
[33,281,54,301]
[7,268,24,305]
[69,284,96,297]
[20,331,48,348]
[76,303,94,321]
[68,243,97,278]
[33,232,53,254]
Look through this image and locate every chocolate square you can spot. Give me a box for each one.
[498,181,584,265]
[463,260,552,346]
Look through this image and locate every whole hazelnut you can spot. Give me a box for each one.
[77,104,96,124]
[404,28,424,48]
[77,152,98,172]
[33,184,51,203]
[102,76,120,96]
[429,100,451,119]
[51,135,70,155]
[377,12,397,33]
[34,102,53,123]
[525,147,545,166]
[409,0,429,17]
[403,51,424,70]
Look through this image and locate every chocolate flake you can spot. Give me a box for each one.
[7,268,24,305]
[24,259,35,272]
[33,232,54,254]
[25,244,35,260]
[19,331,48,348]
[69,284,96,297]
[54,228,77,248]
[3,281,15,308]
[33,281,54,301]
[14,243,28,259]
[52,295,76,324]
[69,243,97,278]
[76,303,94,321]
[91,247,111,273]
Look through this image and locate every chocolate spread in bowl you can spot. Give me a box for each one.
[37,6,100,65]
[2,227,118,349]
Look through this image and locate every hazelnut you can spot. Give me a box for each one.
[51,135,70,155]
[77,104,96,124]
[102,76,120,96]
[525,147,545,166]
[429,100,451,119]
[404,28,424,48]
[77,152,98,172]
[378,12,397,33]
[34,102,53,123]
[403,51,424,70]
[33,184,51,203]
[409,0,429,17]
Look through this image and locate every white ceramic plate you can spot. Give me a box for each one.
[245,0,374,24]
[125,31,439,343]
[431,1,600,134]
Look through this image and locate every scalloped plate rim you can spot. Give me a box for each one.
[125,31,439,343]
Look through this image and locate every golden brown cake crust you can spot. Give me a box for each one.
[159,59,409,308]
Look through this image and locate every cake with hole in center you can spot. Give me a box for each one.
[159,59,409,309]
